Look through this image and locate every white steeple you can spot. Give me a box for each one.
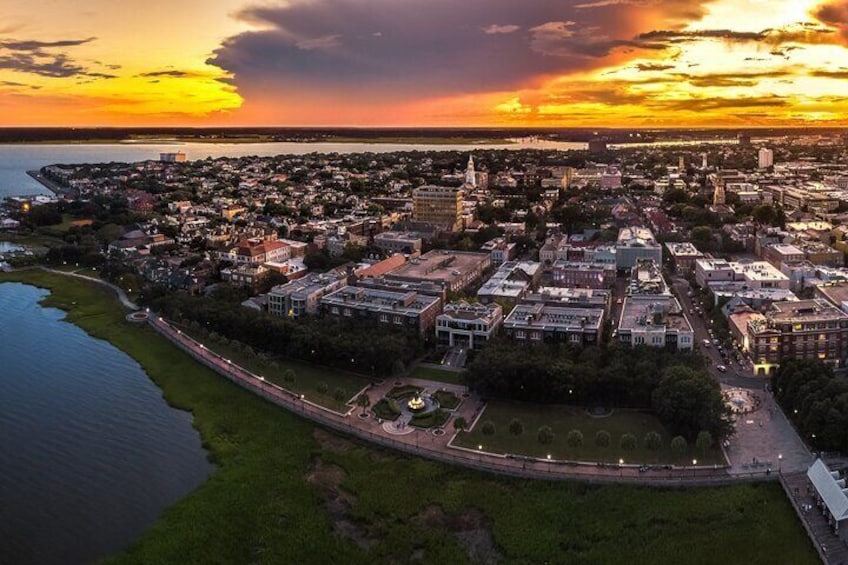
[465,155,476,188]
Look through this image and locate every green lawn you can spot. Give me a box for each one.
[175,323,372,413]
[0,269,817,565]
[410,364,465,386]
[456,400,726,466]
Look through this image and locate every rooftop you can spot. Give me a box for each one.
[767,299,848,323]
[504,303,604,331]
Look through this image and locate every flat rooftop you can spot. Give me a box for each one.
[768,299,848,323]
[816,282,848,307]
[387,250,489,281]
[504,303,604,331]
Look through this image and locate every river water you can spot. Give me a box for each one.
[0,283,213,564]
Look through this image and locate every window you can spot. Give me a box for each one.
[331,306,340,315]
[394,316,403,325]
[344,308,352,317]
[380,314,388,323]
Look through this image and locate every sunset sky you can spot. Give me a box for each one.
[3,0,848,127]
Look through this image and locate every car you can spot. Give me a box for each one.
[616,298,623,305]
[716,364,728,373]
[702,339,711,348]
[713,339,720,345]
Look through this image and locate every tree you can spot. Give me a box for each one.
[690,226,714,250]
[620,433,637,451]
[317,382,329,394]
[333,388,347,402]
[537,425,554,445]
[283,369,296,383]
[644,431,663,451]
[566,429,584,450]
[453,416,468,432]
[508,418,524,436]
[696,430,713,455]
[752,204,776,226]
[595,430,611,448]
[671,436,687,457]
[481,420,496,436]
[356,394,370,413]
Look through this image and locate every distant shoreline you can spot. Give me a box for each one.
[0,136,515,146]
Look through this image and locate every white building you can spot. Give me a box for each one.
[695,259,790,290]
[615,227,662,270]
[435,301,503,350]
[267,271,347,318]
[758,147,774,169]
[617,295,693,350]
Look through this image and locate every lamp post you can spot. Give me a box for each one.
[778,453,783,473]
[478,444,483,463]
[619,458,624,477]
[547,453,552,472]
[692,459,698,477]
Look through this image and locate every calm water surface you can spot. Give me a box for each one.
[0,283,213,564]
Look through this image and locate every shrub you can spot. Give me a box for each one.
[671,435,688,455]
[566,429,584,449]
[387,385,421,400]
[508,418,524,436]
[410,409,449,429]
[481,420,496,436]
[696,430,713,454]
[453,416,468,431]
[333,388,347,402]
[595,430,611,448]
[372,398,401,421]
[433,390,460,410]
[282,369,296,383]
[537,426,554,445]
[317,382,329,394]
[644,431,663,451]
[620,433,637,451]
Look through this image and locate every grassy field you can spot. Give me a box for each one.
[175,323,372,413]
[0,269,818,565]
[456,400,726,466]
[409,364,465,386]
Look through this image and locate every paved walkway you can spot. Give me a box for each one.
[39,266,139,310]
[724,384,814,475]
[149,315,774,486]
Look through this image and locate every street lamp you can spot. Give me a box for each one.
[778,454,783,473]
[619,458,624,477]
[692,458,697,476]
[547,453,552,472]
[478,444,483,462]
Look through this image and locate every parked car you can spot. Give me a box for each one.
[716,364,728,373]
[702,339,711,348]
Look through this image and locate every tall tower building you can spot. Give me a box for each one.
[701,153,708,170]
[758,147,774,169]
[465,155,477,188]
[713,178,726,206]
[413,185,463,231]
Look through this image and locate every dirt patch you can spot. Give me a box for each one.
[306,457,378,550]
[312,428,357,453]
[413,505,501,564]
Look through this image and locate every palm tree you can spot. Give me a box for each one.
[356,393,370,414]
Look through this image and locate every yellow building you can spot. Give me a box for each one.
[412,185,462,231]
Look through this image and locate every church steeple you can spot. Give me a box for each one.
[465,155,476,188]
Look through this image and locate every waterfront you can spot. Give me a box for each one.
[0,283,213,565]
[0,139,587,199]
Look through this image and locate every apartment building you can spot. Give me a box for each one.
[320,286,442,335]
[267,270,347,318]
[435,301,503,350]
[503,303,605,346]
[412,185,463,231]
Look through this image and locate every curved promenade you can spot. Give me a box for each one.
[147,314,773,486]
[12,266,777,486]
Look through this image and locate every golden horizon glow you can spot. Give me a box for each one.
[2,0,848,127]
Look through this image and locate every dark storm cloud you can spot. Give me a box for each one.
[0,37,115,80]
[137,70,209,78]
[208,0,712,101]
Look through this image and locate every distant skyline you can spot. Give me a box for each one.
[2,0,848,127]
